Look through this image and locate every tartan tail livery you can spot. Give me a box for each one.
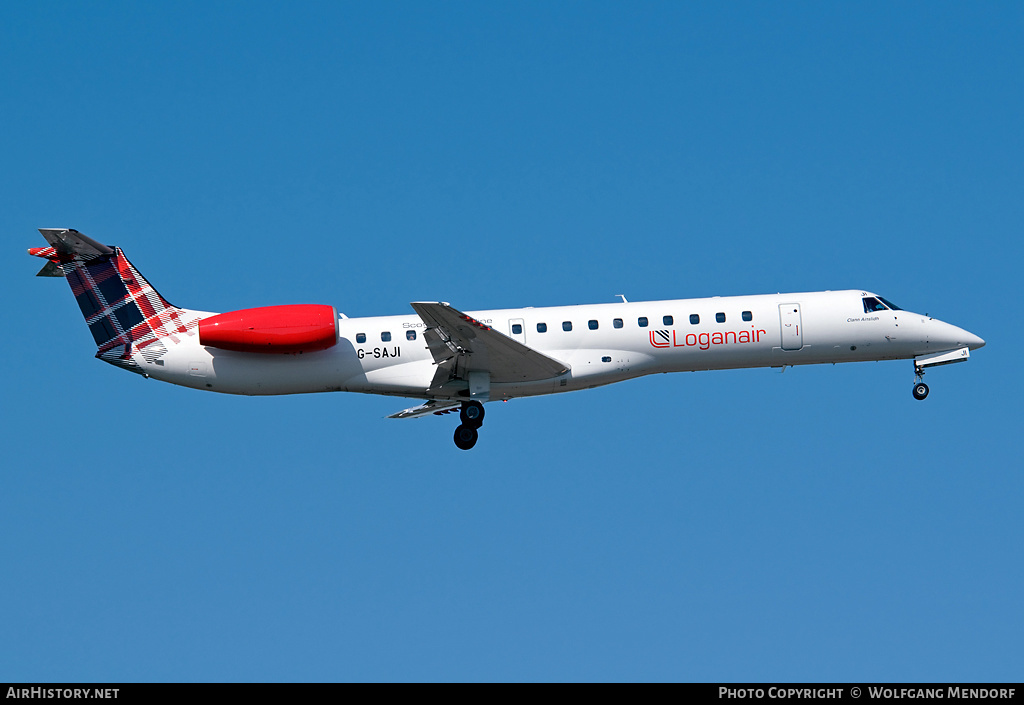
[28,228,201,374]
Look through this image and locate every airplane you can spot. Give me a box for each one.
[29,228,985,450]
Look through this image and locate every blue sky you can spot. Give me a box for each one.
[2,2,1021,681]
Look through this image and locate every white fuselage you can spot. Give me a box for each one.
[144,290,983,400]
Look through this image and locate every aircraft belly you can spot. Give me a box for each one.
[214,349,357,395]
[152,341,361,395]
[490,379,560,399]
[346,359,436,396]
[653,341,774,373]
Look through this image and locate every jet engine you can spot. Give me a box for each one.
[198,304,338,354]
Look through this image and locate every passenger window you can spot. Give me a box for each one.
[512,323,523,335]
[663,315,673,326]
[588,320,598,330]
[563,321,572,331]
[716,312,726,323]
[613,318,623,329]
[689,314,699,325]
[537,322,547,333]
[863,297,887,313]
[638,317,648,327]
[356,333,366,344]
[406,330,417,341]
[742,311,752,322]
[382,332,392,342]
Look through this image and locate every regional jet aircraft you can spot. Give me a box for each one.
[29,229,985,450]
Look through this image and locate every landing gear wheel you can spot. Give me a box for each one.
[453,424,479,450]
[912,382,930,400]
[460,401,485,429]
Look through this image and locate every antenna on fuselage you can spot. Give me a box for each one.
[616,294,628,303]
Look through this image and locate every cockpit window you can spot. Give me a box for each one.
[863,295,904,313]
[862,297,888,313]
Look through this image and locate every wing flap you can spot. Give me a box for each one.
[35,260,65,277]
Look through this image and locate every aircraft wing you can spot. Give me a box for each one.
[387,399,462,419]
[410,302,569,384]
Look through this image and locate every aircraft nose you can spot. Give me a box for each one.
[931,319,985,350]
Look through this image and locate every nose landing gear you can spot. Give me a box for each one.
[911,347,973,401]
[453,400,485,450]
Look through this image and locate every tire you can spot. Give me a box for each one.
[453,424,479,450]
[460,401,485,428]
[912,382,929,400]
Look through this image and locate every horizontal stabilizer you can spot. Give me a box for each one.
[38,228,113,257]
[35,260,65,277]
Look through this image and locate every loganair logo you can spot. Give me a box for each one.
[650,330,672,347]
[650,327,767,350]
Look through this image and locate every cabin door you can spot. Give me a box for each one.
[779,304,803,351]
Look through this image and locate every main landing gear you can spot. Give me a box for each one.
[912,364,930,401]
[453,400,485,450]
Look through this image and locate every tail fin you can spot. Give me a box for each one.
[29,228,198,373]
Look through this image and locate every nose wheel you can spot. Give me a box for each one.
[912,364,929,400]
[453,400,485,450]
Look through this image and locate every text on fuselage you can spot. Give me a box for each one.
[650,327,766,350]
[357,347,401,359]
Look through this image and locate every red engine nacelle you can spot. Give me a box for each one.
[198,304,338,354]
